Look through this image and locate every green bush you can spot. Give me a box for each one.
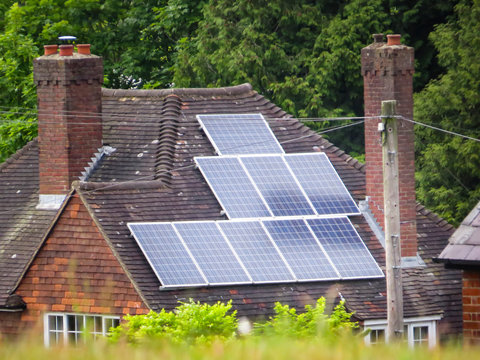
[110,297,358,346]
[253,297,358,339]
[109,299,237,345]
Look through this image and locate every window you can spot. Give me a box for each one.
[364,316,440,348]
[44,313,120,346]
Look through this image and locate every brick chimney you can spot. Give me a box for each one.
[34,44,103,209]
[361,34,417,260]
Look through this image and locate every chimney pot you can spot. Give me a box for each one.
[373,34,384,43]
[44,45,58,56]
[59,44,74,56]
[387,34,401,46]
[77,44,91,55]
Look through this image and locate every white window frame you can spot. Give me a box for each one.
[44,313,120,347]
[364,315,440,348]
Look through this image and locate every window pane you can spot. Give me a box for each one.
[413,326,429,346]
[94,317,102,333]
[370,329,385,345]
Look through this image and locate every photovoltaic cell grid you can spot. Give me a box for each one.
[175,222,251,285]
[127,223,206,286]
[307,218,383,278]
[197,114,284,155]
[128,218,383,288]
[262,219,338,280]
[195,153,360,219]
[219,221,294,282]
[284,153,359,215]
[195,157,271,218]
[240,156,315,217]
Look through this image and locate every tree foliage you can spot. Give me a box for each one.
[109,299,238,344]
[1,0,476,225]
[253,297,358,339]
[109,298,358,344]
[414,0,480,225]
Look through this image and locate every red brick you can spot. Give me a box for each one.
[361,37,417,257]
[7,197,148,336]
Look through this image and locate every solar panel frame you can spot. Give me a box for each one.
[284,153,360,216]
[127,222,208,288]
[306,217,384,279]
[173,221,252,285]
[240,155,316,217]
[195,156,273,219]
[197,114,284,155]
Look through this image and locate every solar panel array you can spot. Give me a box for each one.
[128,217,383,288]
[128,114,382,289]
[197,114,284,155]
[195,153,360,219]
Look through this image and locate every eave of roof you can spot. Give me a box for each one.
[437,200,480,264]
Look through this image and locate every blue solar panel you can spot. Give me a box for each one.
[174,222,251,285]
[197,114,284,155]
[195,157,271,218]
[285,153,360,215]
[306,218,383,278]
[240,156,315,217]
[262,219,338,280]
[128,223,206,287]
[219,221,295,282]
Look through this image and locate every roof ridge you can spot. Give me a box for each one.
[0,139,38,174]
[77,179,167,192]
[102,83,253,98]
[416,202,455,232]
[155,95,182,185]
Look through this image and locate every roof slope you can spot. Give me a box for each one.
[0,140,57,308]
[75,84,460,328]
[437,200,480,266]
[0,84,461,336]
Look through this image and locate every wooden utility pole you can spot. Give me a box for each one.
[382,100,404,341]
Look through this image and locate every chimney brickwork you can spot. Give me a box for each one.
[361,35,417,258]
[34,51,103,199]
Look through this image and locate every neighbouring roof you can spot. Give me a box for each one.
[437,200,480,267]
[0,84,461,333]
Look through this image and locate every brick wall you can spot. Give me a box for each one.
[8,194,149,336]
[463,270,480,344]
[0,312,23,339]
[34,54,103,195]
[361,35,417,257]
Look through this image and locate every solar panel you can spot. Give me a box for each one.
[306,217,383,279]
[195,157,271,218]
[174,222,251,285]
[128,223,206,287]
[262,219,338,280]
[197,114,284,155]
[285,153,360,215]
[219,221,295,282]
[240,156,315,217]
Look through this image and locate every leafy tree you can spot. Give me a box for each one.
[109,299,237,344]
[253,297,358,339]
[414,0,480,225]
[0,2,39,162]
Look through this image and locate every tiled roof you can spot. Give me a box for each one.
[0,140,57,308]
[80,85,460,327]
[437,200,480,266]
[0,84,462,336]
